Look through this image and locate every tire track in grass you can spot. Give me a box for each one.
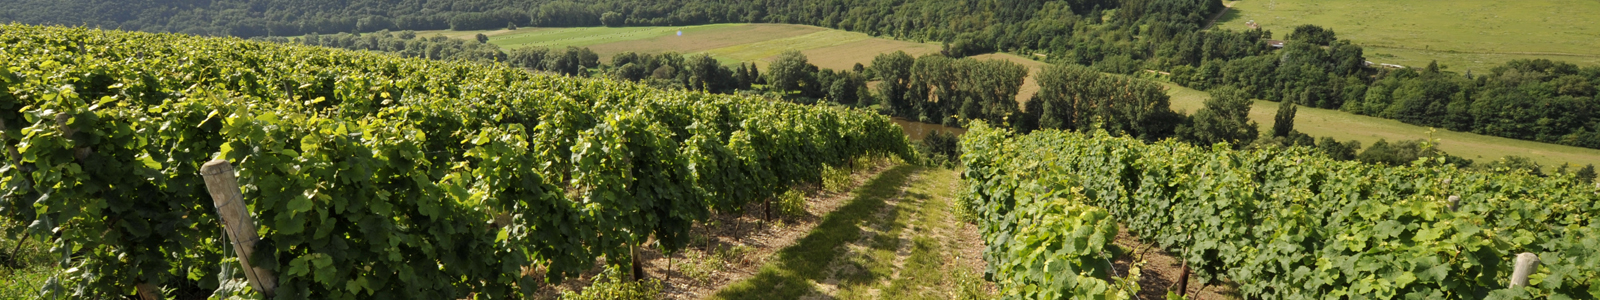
[710,166,917,299]
[810,170,916,300]
[711,167,997,300]
[874,168,994,300]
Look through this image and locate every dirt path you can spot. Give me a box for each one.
[709,167,994,300]
[1111,228,1235,300]
[1203,1,1238,30]
[521,158,900,299]
[646,159,901,299]
[800,170,917,299]
[566,164,1242,300]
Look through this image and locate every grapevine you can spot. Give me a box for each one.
[960,121,1600,299]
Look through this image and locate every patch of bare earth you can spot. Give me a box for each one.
[1110,227,1236,300]
[951,213,998,295]
[515,161,896,299]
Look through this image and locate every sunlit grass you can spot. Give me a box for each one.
[1217,0,1600,69]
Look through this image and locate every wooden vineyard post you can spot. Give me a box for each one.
[1175,261,1190,296]
[631,243,644,282]
[201,160,278,297]
[135,283,161,300]
[1510,252,1539,288]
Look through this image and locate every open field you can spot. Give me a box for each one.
[1163,83,1600,170]
[1217,0,1600,70]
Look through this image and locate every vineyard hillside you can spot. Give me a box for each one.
[0,24,911,299]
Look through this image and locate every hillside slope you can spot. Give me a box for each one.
[1218,0,1600,70]
[0,24,910,299]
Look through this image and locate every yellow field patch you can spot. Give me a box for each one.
[799,38,941,71]
[701,30,876,65]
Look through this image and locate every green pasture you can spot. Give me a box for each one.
[1218,0,1600,70]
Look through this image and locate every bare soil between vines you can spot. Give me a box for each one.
[1112,228,1236,300]
[525,161,897,299]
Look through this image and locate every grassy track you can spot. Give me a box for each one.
[712,166,915,299]
[1162,82,1600,169]
[712,167,991,299]
[1217,0,1600,70]
[873,168,991,300]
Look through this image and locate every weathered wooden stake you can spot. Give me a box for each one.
[1175,261,1191,295]
[630,243,643,282]
[201,160,277,297]
[135,283,161,300]
[1510,252,1539,288]
[1447,195,1461,212]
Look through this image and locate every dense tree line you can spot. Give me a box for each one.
[604,51,747,94]
[1028,64,1183,141]
[254,30,508,63]
[1350,59,1600,148]
[870,52,1030,128]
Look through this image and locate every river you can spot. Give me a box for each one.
[891,118,966,141]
